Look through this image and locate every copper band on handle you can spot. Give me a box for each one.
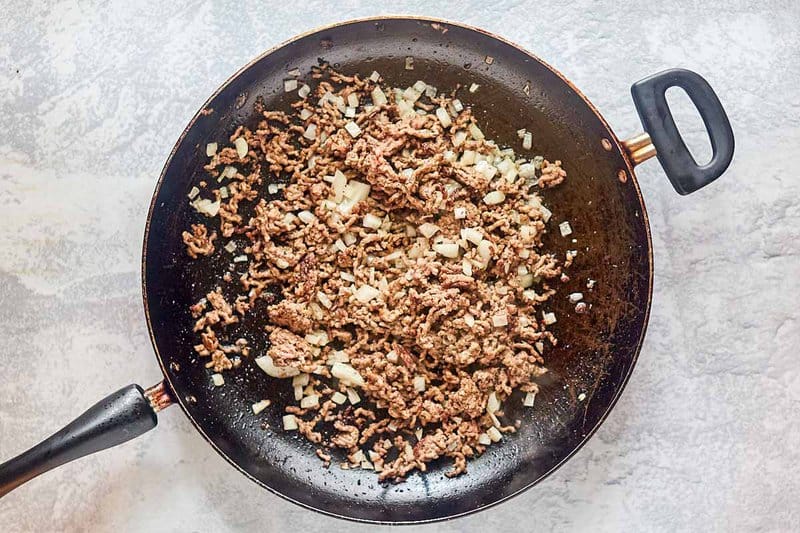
[621,132,657,166]
[144,381,174,412]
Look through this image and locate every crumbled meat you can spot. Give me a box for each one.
[182,223,216,258]
[184,64,572,481]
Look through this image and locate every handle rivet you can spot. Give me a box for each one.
[601,138,612,151]
[617,169,628,183]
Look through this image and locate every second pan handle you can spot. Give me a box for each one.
[0,383,171,497]
[630,68,734,195]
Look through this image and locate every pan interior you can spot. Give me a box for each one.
[143,18,651,523]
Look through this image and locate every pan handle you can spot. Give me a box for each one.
[0,382,171,497]
[628,68,734,195]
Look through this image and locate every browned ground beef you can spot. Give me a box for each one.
[184,64,569,481]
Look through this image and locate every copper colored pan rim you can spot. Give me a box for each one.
[141,15,654,524]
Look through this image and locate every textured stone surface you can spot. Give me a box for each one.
[1,1,798,531]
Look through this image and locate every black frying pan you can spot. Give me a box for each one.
[0,16,733,523]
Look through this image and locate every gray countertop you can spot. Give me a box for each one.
[1,1,798,531]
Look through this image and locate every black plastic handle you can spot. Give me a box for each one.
[0,384,158,497]
[631,68,734,195]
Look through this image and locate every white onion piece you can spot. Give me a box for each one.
[433,242,460,259]
[234,137,248,158]
[435,107,452,127]
[523,391,536,407]
[346,93,359,107]
[283,414,298,431]
[297,210,317,224]
[354,284,380,303]
[469,83,480,93]
[519,163,536,178]
[461,227,483,245]
[468,123,484,141]
[519,273,535,288]
[454,207,467,219]
[478,433,492,445]
[293,384,303,401]
[559,221,572,236]
[187,186,200,199]
[487,427,502,442]
[317,291,333,309]
[206,142,217,157]
[344,121,362,138]
[331,391,347,405]
[211,373,224,386]
[343,232,357,246]
[284,79,298,92]
[251,399,270,414]
[298,84,311,98]
[464,313,475,327]
[303,123,317,140]
[404,56,414,70]
[418,223,440,239]
[363,213,382,229]
[223,241,236,253]
[300,394,319,408]
[477,240,492,262]
[369,70,380,82]
[255,355,299,378]
[486,392,501,413]
[413,375,426,392]
[522,131,533,150]
[542,311,557,325]
[332,363,365,387]
[191,198,221,217]
[460,150,475,165]
[346,388,361,405]
[483,190,505,205]
[569,292,584,303]
[292,373,309,387]
[452,130,468,147]
[371,86,387,106]
[452,99,463,112]
[492,313,508,327]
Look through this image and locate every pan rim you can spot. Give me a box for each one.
[141,14,654,525]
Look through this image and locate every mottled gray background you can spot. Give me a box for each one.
[1,1,798,531]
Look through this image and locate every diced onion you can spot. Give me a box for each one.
[354,284,380,304]
[486,392,501,413]
[413,375,426,392]
[371,86,388,106]
[460,150,475,165]
[464,313,475,327]
[347,93,359,107]
[386,350,399,363]
[284,79,298,92]
[475,160,498,180]
[519,273,535,288]
[219,186,229,199]
[478,433,492,445]
[345,106,356,118]
[234,137,248,158]
[298,84,311,98]
[433,242,460,259]
[468,123,484,141]
[523,391,536,407]
[462,259,473,277]
[297,210,317,224]
[519,163,535,178]
[300,394,319,408]
[206,142,217,157]
[346,388,361,405]
[187,186,200,199]
[255,355,299,378]
[317,291,333,309]
[469,83,480,93]
[233,254,248,263]
[251,399,270,414]
[452,130,468,147]
[293,384,304,401]
[190,198,221,217]
[299,108,312,120]
[492,313,508,327]
[363,213,382,229]
[211,373,224,386]
[404,56,414,70]
[292,373,309,387]
[331,391,347,404]
[303,123,317,140]
[461,227,483,245]
[343,232,358,246]
[267,183,279,194]
[452,99,464,112]
[569,292,584,303]
[344,121,361,137]
[454,207,467,219]
[223,241,236,253]
[369,70,380,82]
[487,426,502,442]
[522,131,533,150]
[418,223,440,239]
[435,107,452,127]
[559,221,573,236]
[283,414,298,431]
[477,240,492,262]
[483,190,505,205]
[340,271,355,282]
[542,311,557,325]
[332,363,366,386]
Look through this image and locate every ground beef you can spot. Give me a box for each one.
[182,64,573,481]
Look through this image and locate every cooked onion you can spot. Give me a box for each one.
[523,391,536,407]
[418,223,440,239]
[283,414,298,431]
[331,362,366,387]
[331,391,347,404]
[206,142,217,157]
[211,373,224,386]
[433,242,460,259]
[251,399,270,414]
[234,137,248,158]
[255,355,299,378]
[354,284,380,303]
